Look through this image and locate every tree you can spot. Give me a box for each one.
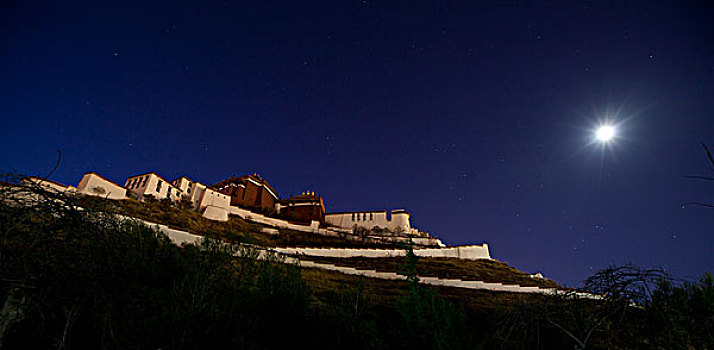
[494,263,714,349]
[396,243,471,349]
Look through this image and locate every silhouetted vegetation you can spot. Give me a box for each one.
[1,175,712,349]
[493,265,714,349]
[0,175,311,349]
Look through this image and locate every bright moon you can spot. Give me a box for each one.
[595,125,615,142]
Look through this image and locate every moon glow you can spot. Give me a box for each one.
[595,125,615,142]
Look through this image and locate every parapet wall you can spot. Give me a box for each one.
[135,217,488,261]
[273,243,490,260]
[202,205,229,222]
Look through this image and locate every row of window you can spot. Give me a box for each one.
[126,176,148,189]
[125,176,182,199]
[352,213,374,221]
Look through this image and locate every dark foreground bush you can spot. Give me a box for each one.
[0,179,311,349]
[3,176,711,349]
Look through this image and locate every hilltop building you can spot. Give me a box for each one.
[17,170,429,240]
[324,209,418,234]
[213,174,279,212]
[125,172,183,201]
[76,172,127,200]
[21,176,77,194]
[277,192,325,224]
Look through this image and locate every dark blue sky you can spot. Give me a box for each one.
[2,1,713,286]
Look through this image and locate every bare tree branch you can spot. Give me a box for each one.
[702,143,714,170]
[683,201,714,209]
[42,150,62,181]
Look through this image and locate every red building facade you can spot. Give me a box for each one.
[279,192,325,224]
[213,174,279,211]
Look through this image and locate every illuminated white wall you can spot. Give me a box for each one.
[125,173,182,201]
[325,209,413,233]
[76,173,126,200]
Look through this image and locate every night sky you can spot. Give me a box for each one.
[2,1,713,286]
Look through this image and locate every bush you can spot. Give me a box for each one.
[396,245,471,350]
[0,178,312,349]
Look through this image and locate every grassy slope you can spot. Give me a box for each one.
[76,195,562,293]
[298,255,560,288]
[301,266,547,315]
[75,195,397,248]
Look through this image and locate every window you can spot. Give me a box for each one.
[156,180,162,193]
[351,213,355,221]
[370,213,373,220]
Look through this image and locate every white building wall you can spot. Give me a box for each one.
[190,182,207,209]
[172,177,197,200]
[202,205,229,221]
[126,173,182,201]
[325,211,389,230]
[197,187,230,212]
[21,177,76,193]
[325,209,414,233]
[76,173,127,200]
[387,211,411,232]
[273,243,491,260]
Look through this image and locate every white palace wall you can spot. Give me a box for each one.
[76,173,127,200]
[325,209,413,233]
[21,177,76,193]
[273,244,491,260]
